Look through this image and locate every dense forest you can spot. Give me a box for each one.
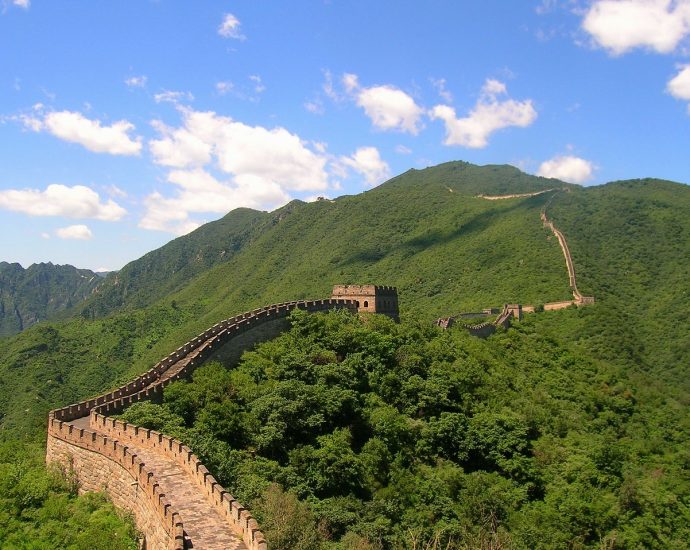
[0,438,137,549]
[120,309,690,549]
[0,162,688,548]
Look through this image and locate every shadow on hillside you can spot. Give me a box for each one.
[342,195,546,266]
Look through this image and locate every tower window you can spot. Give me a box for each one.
[363,300,369,308]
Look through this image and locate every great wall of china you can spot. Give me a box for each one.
[437,189,594,332]
[47,299,360,550]
[46,191,592,549]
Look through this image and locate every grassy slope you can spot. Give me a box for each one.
[80,206,273,317]
[165,163,571,327]
[0,161,571,433]
[548,179,690,384]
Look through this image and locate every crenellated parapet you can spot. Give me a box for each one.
[46,416,185,549]
[47,295,368,549]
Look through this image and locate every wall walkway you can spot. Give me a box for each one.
[47,299,356,550]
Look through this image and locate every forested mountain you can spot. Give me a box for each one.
[81,161,570,320]
[0,161,689,548]
[82,206,275,317]
[0,262,101,337]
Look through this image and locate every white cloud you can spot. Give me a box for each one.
[430,79,537,148]
[149,118,212,168]
[139,169,290,235]
[56,224,93,240]
[395,144,413,154]
[22,110,142,155]
[249,74,265,94]
[13,0,30,8]
[537,155,594,183]
[154,90,194,104]
[582,0,690,55]
[431,78,453,102]
[218,13,245,39]
[125,75,147,88]
[668,64,690,99]
[0,184,126,220]
[105,184,127,199]
[482,78,507,95]
[145,109,333,233]
[340,146,391,186]
[216,81,234,95]
[343,73,359,93]
[347,75,424,134]
[304,100,325,114]
[149,109,329,191]
[215,76,265,101]
[323,70,342,101]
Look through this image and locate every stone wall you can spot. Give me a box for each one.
[46,419,183,550]
[541,193,595,306]
[48,298,360,549]
[91,413,264,550]
[330,285,399,319]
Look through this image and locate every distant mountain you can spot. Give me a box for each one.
[0,262,101,337]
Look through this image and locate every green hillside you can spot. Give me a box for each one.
[147,162,573,330]
[0,161,689,548]
[81,206,272,317]
[0,262,101,337]
[547,180,690,384]
[81,161,569,321]
[2,163,689,436]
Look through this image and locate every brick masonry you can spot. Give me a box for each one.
[47,296,370,550]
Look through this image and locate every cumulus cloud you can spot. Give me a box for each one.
[344,74,424,134]
[537,155,594,183]
[124,75,147,88]
[340,146,391,186]
[218,13,245,39]
[139,169,290,235]
[582,0,690,55]
[144,109,332,233]
[150,109,329,191]
[430,79,537,148]
[0,184,126,220]
[21,110,142,155]
[56,224,93,240]
[668,64,690,100]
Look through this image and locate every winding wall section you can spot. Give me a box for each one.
[540,191,595,306]
[47,299,357,550]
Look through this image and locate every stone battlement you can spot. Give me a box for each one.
[47,293,394,549]
[330,285,399,319]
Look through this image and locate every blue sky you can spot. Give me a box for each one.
[1,0,689,271]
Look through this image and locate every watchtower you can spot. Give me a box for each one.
[505,303,523,320]
[331,284,399,321]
